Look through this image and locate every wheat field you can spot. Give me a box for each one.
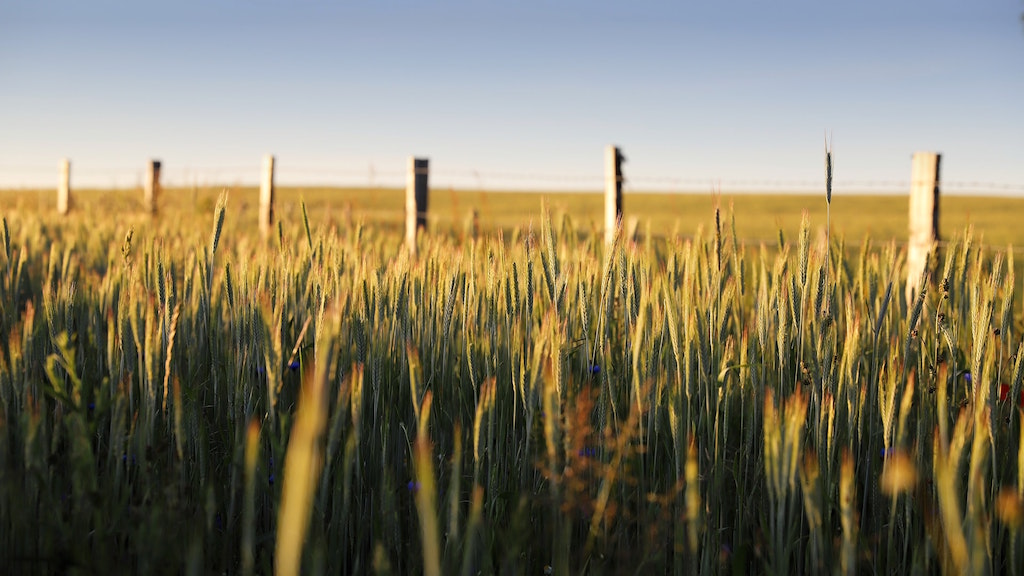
[1,187,1023,574]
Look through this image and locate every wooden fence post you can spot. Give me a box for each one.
[406,157,429,256]
[259,154,275,238]
[605,145,624,245]
[144,159,162,215]
[57,158,71,215]
[907,151,941,302]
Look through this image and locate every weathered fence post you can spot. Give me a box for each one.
[144,159,162,215]
[57,158,71,215]
[406,157,429,256]
[605,145,625,245]
[259,154,275,238]
[907,151,941,302]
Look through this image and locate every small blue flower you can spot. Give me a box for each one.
[963,371,972,384]
[87,402,95,411]
[881,447,896,458]
[257,366,266,375]
[268,473,275,486]
[407,480,420,492]
[288,360,300,371]
[590,365,601,375]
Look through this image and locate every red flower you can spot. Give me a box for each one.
[998,384,1024,407]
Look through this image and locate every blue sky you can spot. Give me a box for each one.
[1,1,1022,194]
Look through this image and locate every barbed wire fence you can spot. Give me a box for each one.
[4,157,1024,258]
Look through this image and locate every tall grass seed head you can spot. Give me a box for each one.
[824,137,833,205]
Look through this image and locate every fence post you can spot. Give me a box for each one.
[58,158,71,215]
[144,159,162,215]
[260,154,275,238]
[906,151,941,302]
[406,157,429,256]
[605,145,624,245]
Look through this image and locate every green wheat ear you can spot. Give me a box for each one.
[210,190,227,258]
[224,261,234,309]
[301,200,313,253]
[117,231,132,270]
[824,131,833,318]
[1,216,10,265]
[825,132,833,206]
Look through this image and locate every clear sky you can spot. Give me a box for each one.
[1,1,1022,194]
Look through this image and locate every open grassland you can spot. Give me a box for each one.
[2,188,1024,574]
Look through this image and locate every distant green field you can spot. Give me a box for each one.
[3,186,1024,249]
